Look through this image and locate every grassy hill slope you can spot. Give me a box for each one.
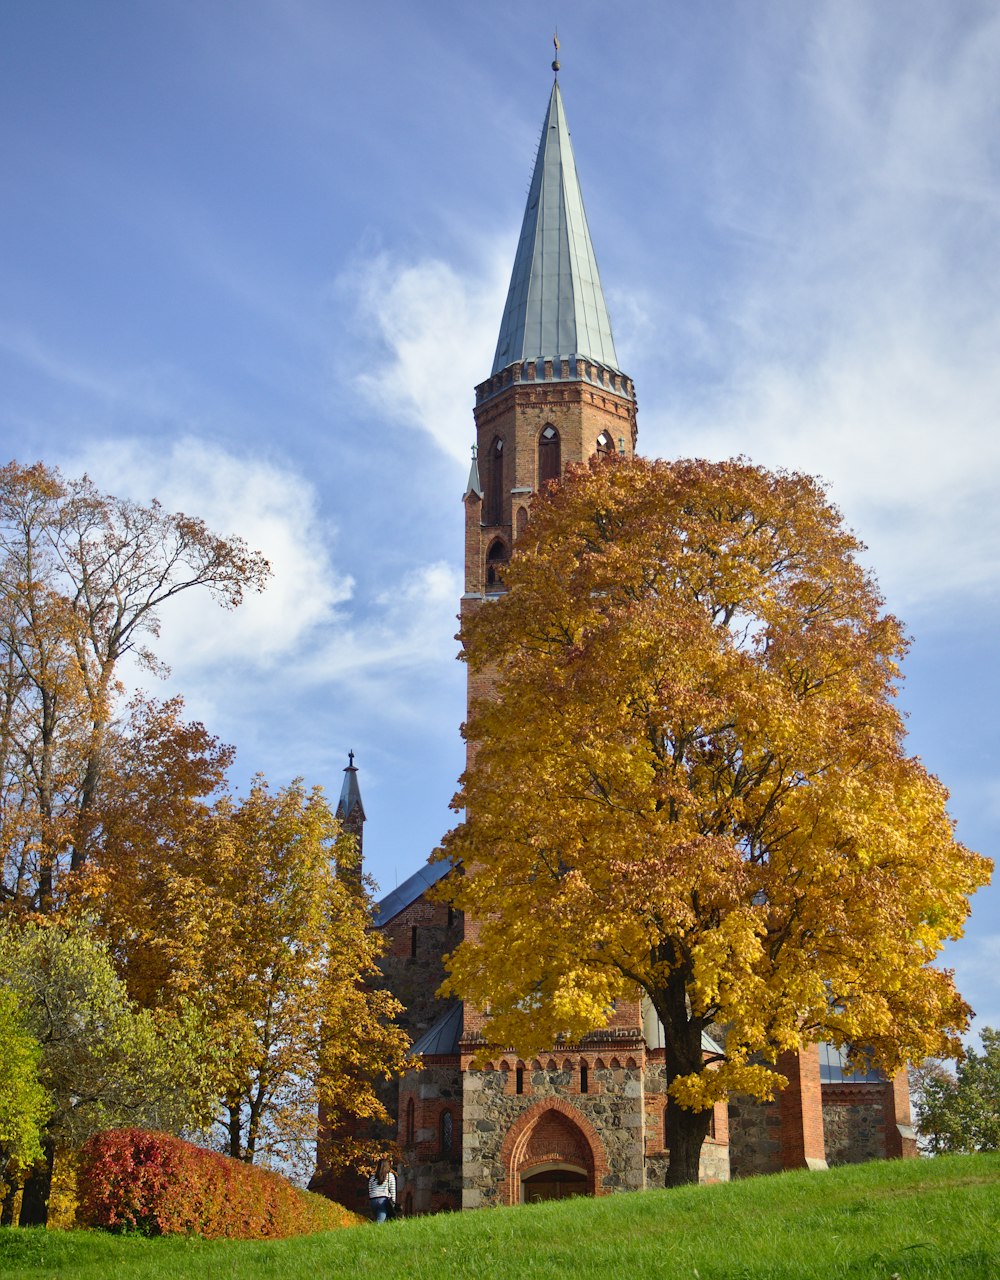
[1,1153,997,1279]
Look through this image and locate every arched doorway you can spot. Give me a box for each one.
[521,1162,589,1203]
[501,1100,609,1205]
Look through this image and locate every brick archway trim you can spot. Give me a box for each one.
[498,1098,610,1206]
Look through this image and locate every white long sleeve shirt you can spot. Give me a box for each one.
[368,1170,396,1200]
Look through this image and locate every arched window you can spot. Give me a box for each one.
[663,1105,669,1149]
[440,1109,453,1155]
[595,430,615,459]
[580,1061,589,1094]
[405,1096,415,1146]
[516,1065,525,1095]
[538,425,560,485]
[486,539,508,590]
[515,505,528,539]
[404,1191,413,1216]
[487,436,504,524]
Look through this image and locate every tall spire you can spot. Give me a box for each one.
[491,81,620,378]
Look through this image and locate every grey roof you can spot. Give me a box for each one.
[335,757,365,823]
[492,81,620,378]
[464,448,483,500]
[408,1002,463,1058]
[372,857,453,928]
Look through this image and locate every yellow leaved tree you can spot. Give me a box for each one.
[80,716,409,1178]
[439,456,991,1186]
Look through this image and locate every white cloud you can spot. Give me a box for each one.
[297,560,463,708]
[70,436,353,672]
[641,5,1000,613]
[345,245,511,464]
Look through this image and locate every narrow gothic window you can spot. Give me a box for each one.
[486,539,509,590]
[516,1065,524,1095]
[404,1192,413,1216]
[595,430,614,459]
[406,1097,415,1146]
[440,1109,453,1154]
[580,1061,589,1094]
[663,1106,668,1149]
[410,925,418,958]
[538,425,560,485]
[487,436,504,524]
[447,906,454,929]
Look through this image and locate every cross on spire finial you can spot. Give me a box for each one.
[347,749,355,768]
[552,31,560,77]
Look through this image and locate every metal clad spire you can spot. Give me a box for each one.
[336,751,365,823]
[491,81,620,378]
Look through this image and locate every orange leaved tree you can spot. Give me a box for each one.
[439,456,991,1187]
[0,460,270,915]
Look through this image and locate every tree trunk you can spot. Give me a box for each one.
[653,956,713,1188]
[227,1104,242,1160]
[664,1095,712,1187]
[1,1162,19,1227]
[18,1140,54,1227]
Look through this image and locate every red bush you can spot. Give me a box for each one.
[77,1129,359,1239]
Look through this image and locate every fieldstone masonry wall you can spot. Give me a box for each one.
[461,1059,644,1208]
[822,1084,887,1166]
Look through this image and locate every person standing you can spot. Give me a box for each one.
[368,1158,397,1223]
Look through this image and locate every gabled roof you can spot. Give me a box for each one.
[372,857,453,928]
[492,81,620,378]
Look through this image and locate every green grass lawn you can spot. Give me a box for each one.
[2,1153,997,1280]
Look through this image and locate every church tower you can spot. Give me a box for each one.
[314,63,915,1220]
[462,73,638,620]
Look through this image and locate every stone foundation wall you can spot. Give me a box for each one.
[461,1059,645,1208]
[728,1095,783,1177]
[822,1084,887,1166]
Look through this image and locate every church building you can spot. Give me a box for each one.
[316,70,916,1217]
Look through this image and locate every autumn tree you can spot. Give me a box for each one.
[439,456,991,1186]
[0,460,269,914]
[916,1027,1000,1154]
[80,756,410,1177]
[0,922,218,1225]
[206,781,409,1175]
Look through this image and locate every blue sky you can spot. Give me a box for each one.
[2,1,997,1038]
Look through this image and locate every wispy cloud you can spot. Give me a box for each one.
[344,245,511,465]
[639,5,1000,612]
[71,437,353,671]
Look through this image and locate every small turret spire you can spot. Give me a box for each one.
[464,442,483,501]
[336,751,365,824]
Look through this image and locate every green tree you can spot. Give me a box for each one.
[0,988,51,1224]
[917,1027,1000,1153]
[0,923,219,1225]
[440,456,991,1186]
